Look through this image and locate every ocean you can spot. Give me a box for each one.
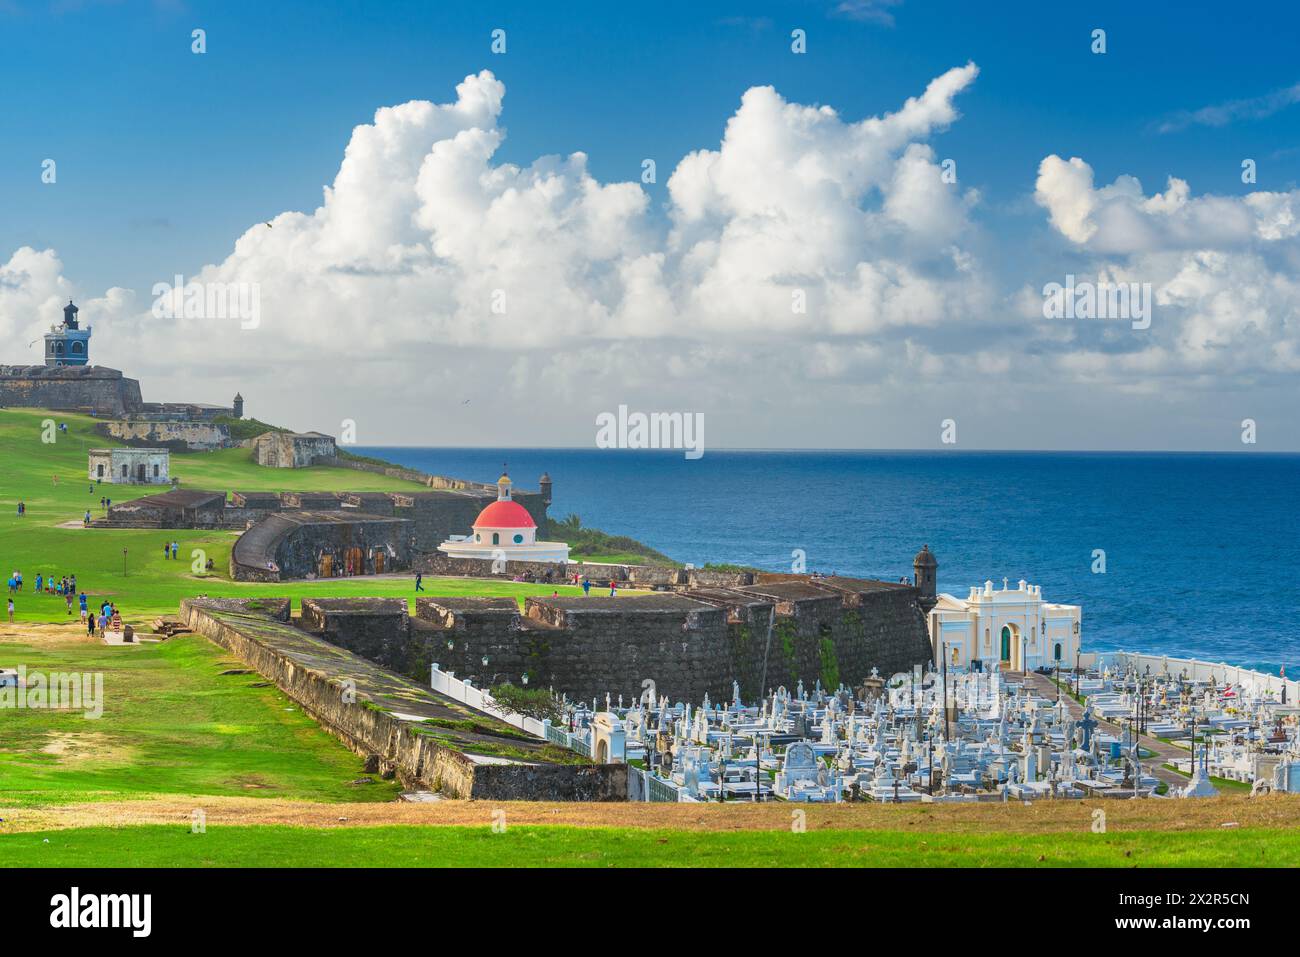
[357,447,1299,674]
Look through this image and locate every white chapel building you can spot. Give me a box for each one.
[438,472,570,564]
[927,578,1081,673]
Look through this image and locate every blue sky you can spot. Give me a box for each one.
[2,0,1299,449]
[5,0,1296,295]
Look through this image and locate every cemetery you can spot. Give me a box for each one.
[442,651,1300,804]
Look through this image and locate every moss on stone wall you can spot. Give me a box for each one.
[819,638,840,691]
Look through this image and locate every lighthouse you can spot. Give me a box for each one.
[44,300,92,367]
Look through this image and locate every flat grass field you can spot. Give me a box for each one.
[2,822,1297,867]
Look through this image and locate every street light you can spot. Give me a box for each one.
[122,547,128,577]
[941,640,950,742]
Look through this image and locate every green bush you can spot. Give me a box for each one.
[490,682,565,723]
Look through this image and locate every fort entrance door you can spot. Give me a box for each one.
[345,547,364,575]
[374,551,385,574]
[318,554,334,578]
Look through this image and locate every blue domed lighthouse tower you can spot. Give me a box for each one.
[45,300,92,367]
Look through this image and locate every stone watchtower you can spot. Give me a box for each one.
[232,392,244,418]
[913,544,938,614]
[538,471,552,506]
[45,300,92,367]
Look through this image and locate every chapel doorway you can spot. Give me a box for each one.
[1000,626,1012,664]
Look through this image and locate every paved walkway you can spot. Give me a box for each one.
[1015,671,1190,789]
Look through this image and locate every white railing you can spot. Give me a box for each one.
[628,766,685,802]
[429,664,547,738]
[1100,651,1298,703]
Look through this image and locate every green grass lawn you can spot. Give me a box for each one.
[0,823,1294,867]
[0,634,401,807]
[1162,764,1254,793]
[0,407,587,621]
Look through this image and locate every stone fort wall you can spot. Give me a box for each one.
[306,581,934,705]
[0,365,144,416]
[100,418,232,451]
[181,597,626,800]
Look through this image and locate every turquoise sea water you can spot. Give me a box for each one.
[358,447,1299,674]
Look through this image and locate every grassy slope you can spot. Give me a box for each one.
[0,407,584,811]
[550,513,677,566]
[0,634,400,807]
[0,408,585,622]
[0,823,1295,867]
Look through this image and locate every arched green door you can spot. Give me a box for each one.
[1000,626,1011,662]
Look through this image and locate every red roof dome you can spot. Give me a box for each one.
[473,499,536,529]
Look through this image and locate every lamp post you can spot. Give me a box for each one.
[927,732,934,795]
[941,640,950,742]
[122,547,128,577]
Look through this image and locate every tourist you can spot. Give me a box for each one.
[414,572,424,592]
[171,541,179,559]
[65,592,73,615]
[609,580,617,597]
[582,577,591,596]
[87,613,95,637]
[69,575,76,595]
[35,574,42,593]
[79,593,88,623]
[163,542,170,560]
[84,509,91,526]
[6,598,12,622]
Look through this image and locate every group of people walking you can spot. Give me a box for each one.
[3,569,119,634]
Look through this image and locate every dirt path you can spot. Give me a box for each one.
[2,793,1297,835]
[1018,672,1191,789]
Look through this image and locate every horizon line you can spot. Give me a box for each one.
[349,444,1299,455]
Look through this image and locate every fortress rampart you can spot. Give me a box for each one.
[180,597,626,800]
[298,578,933,705]
[0,365,144,416]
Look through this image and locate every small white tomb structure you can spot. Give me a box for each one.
[87,447,170,485]
[590,712,627,764]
